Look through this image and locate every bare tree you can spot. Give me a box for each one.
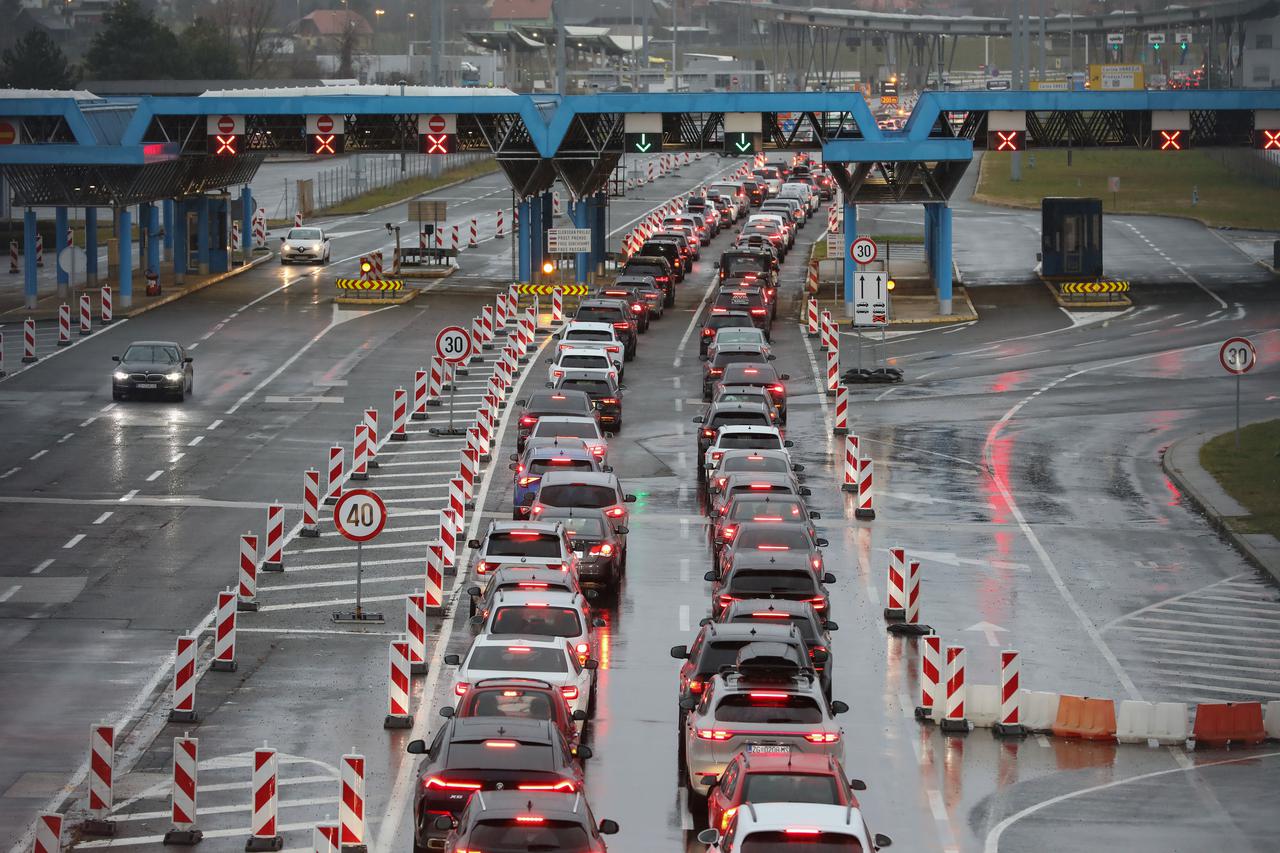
[213,0,279,79]
[337,20,361,79]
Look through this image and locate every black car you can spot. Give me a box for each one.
[593,285,650,333]
[536,506,627,594]
[710,289,772,339]
[718,362,789,423]
[717,598,837,697]
[701,346,773,400]
[614,275,665,320]
[718,249,778,288]
[693,401,778,461]
[740,179,766,206]
[440,791,618,853]
[407,716,588,851]
[515,390,596,453]
[554,370,623,431]
[636,240,685,283]
[699,310,755,357]
[620,256,675,307]
[708,552,835,619]
[112,340,194,402]
[573,299,638,361]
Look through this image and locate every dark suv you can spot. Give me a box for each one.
[711,289,772,339]
[636,240,685,283]
[574,299,638,361]
[440,790,619,853]
[620,256,675,306]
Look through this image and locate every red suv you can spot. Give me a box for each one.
[443,677,587,752]
[704,752,864,832]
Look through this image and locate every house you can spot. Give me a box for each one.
[295,9,373,50]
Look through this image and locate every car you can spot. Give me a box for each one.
[717,599,837,699]
[704,191,738,225]
[780,181,820,214]
[620,255,675,305]
[406,716,589,850]
[731,234,782,265]
[686,198,721,234]
[709,473,811,522]
[717,250,778,290]
[468,520,577,577]
[466,565,587,619]
[700,310,756,356]
[612,275,666,319]
[649,233,695,271]
[709,182,750,218]
[697,802,889,853]
[681,642,847,797]
[548,347,620,385]
[515,390,597,453]
[574,299,638,361]
[751,167,783,196]
[745,213,794,248]
[708,386,780,426]
[711,290,772,338]
[703,426,792,477]
[511,439,603,518]
[736,221,787,258]
[702,345,775,400]
[554,369,624,431]
[694,402,780,464]
[111,340,194,401]
[708,552,835,618]
[716,520,830,580]
[472,589,604,670]
[440,790,619,853]
[739,179,766,206]
[636,240,685,283]
[706,448,805,502]
[664,214,709,247]
[705,327,771,363]
[444,634,598,721]
[593,285,650,332]
[531,470,636,530]
[535,506,627,594]
[525,416,611,465]
[442,678,587,754]
[759,201,803,239]
[278,226,330,264]
[710,489,815,538]
[703,752,862,833]
[557,322,625,370]
[717,363,789,423]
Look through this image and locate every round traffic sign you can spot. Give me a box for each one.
[1220,337,1256,375]
[0,121,17,145]
[316,114,333,133]
[427,114,447,133]
[217,115,236,134]
[333,488,387,542]
[435,325,472,364]
[850,237,878,265]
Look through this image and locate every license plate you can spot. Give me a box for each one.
[748,744,790,754]
[136,383,157,389]
[574,550,584,559]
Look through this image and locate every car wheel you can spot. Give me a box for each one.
[174,387,185,403]
[280,259,289,265]
[112,390,124,401]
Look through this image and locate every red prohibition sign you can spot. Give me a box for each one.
[316,115,334,133]
[435,325,472,364]
[0,121,16,145]
[217,115,236,134]
[427,114,447,133]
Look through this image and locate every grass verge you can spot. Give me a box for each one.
[315,159,501,217]
[975,148,1280,231]
[1200,419,1280,539]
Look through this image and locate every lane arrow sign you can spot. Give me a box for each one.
[635,133,652,153]
[964,621,1008,647]
[735,137,752,152]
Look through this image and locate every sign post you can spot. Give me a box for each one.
[1219,337,1256,448]
[332,488,388,623]
[849,238,884,375]
[430,325,473,437]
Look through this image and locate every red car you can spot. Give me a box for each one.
[704,752,864,832]
[443,677,587,752]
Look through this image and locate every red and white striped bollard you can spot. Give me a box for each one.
[238,533,259,612]
[339,754,366,849]
[169,635,199,722]
[406,594,427,674]
[425,541,444,613]
[163,735,200,844]
[470,316,483,362]
[469,216,478,248]
[427,357,445,405]
[552,287,564,325]
[78,293,92,336]
[363,408,379,469]
[33,813,62,853]
[212,589,237,671]
[294,211,302,227]
[994,649,1026,737]
[391,387,408,441]
[314,822,340,853]
[915,633,942,721]
[439,509,457,572]
[99,286,112,325]
[481,304,495,347]
[21,317,36,362]
[833,384,848,434]
[385,636,414,728]
[326,444,344,505]
[246,746,281,850]
[806,298,819,337]
[941,646,969,732]
[262,503,284,571]
[884,546,906,621]
[855,456,875,520]
[825,346,839,396]
[84,724,115,835]
[412,369,429,420]
[35,232,43,267]
[302,469,321,537]
[57,303,70,346]
[495,209,505,238]
[841,434,859,492]
[351,425,369,481]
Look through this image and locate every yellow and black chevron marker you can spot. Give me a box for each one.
[335,278,404,292]
[1060,280,1129,295]
[514,283,589,296]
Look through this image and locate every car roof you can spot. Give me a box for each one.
[697,621,799,643]
[556,346,613,357]
[447,715,556,740]
[578,299,626,309]
[525,443,595,460]
[727,551,817,573]
[535,416,600,427]
[534,505,613,524]
[731,802,871,840]
[718,448,791,462]
[490,589,586,609]
[464,790,591,822]
[715,425,781,437]
[487,520,563,534]
[563,321,615,333]
[127,340,182,347]
[537,470,618,486]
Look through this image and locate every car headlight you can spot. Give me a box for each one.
[281,243,291,251]
[113,371,128,381]
[165,372,183,381]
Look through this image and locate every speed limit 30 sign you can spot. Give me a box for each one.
[1219,337,1256,375]
[435,325,472,364]
[333,488,387,542]
[849,237,878,265]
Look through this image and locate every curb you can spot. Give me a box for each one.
[334,289,420,307]
[1162,431,1280,585]
[120,253,275,320]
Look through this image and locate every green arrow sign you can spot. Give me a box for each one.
[635,133,652,153]
[734,136,752,152]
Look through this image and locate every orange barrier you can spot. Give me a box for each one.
[1192,702,1266,749]
[1051,695,1117,741]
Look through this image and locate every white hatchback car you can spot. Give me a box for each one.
[704,425,792,474]
[473,588,604,667]
[527,416,611,464]
[445,633,598,722]
[278,227,331,264]
[548,347,620,384]
[558,322,625,369]
[698,802,891,853]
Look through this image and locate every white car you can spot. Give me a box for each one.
[559,322,625,369]
[709,182,750,218]
[473,588,603,669]
[705,425,792,474]
[780,182,819,214]
[444,633,597,722]
[278,227,331,265]
[548,347,620,384]
[527,416,611,464]
[698,802,891,853]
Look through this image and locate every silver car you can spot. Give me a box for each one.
[681,642,847,797]
[278,227,331,265]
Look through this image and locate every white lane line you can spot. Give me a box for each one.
[93,512,113,524]
[0,585,20,602]
[679,604,690,632]
[680,557,690,583]
[171,452,185,463]
[0,467,18,479]
[32,559,54,575]
[206,420,222,430]
[58,433,74,444]
[1072,339,1102,348]
[63,534,85,549]
[80,418,97,427]
[29,449,48,461]
[100,403,117,412]
[146,470,164,482]
[1130,328,1161,337]
[119,489,138,502]
[188,435,204,447]
[994,349,1049,361]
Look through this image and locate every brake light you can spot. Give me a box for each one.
[721,524,738,541]
[516,815,545,824]
[703,429,715,438]
[478,561,495,574]
[689,679,704,694]
[786,827,823,836]
[743,368,758,374]
[758,544,790,551]
[517,582,550,589]
[808,596,827,611]
[484,740,518,749]
[810,645,828,660]
[696,729,731,740]
[812,557,822,570]
[455,682,471,695]
[721,806,738,830]
[755,515,783,522]
[751,610,789,618]
[507,646,532,653]
[518,779,576,792]
[613,322,629,329]
[600,398,618,405]
[589,543,614,556]
[804,732,840,743]
[553,369,563,378]
[709,367,723,376]
[631,304,644,313]
[518,476,540,487]
[606,345,620,353]
[718,594,737,607]
[591,446,607,458]
[749,483,773,490]
[520,416,538,426]
[423,776,482,791]
[531,505,544,515]
[711,451,724,461]
[750,308,766,316]
[657,276,669,283]
[769,384,785,394]
[604,506,625,518]
[561,684,580,699]
[749,691,790,700]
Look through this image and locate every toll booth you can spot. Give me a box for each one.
[1040,197,1103,280]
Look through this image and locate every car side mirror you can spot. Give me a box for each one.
[468,615,483,627]
[679,696,698,711]
[466,585,481,597]
[704,570,718,582]
[691,416,704,424]
[874,833,893,849]
[767,354,777,360]
[815,538,829,548]
[615,526,628,535]
[698,617,712,626]
[439,706,455,718]
[812,648,829,663]
[583,658,599,670]
[700,774,719,787]
[824,620,839,631]
[809,510,821,519]
[670,644,688,659]
[443,654,461,666]
[575,745,594,760]
[508,462,519,471]
[792,464,805,472]
[831,700,849,714]
[602,464,614,473]
[406,739,428,754]
[799,487,812,497]
[697,829,720,845]
[183,356,194,363]
[584,589,599,602]
[278,235,286,242]
[111,355,120,362]
[783,440,795,448]
[467,538,481,549]
[434,816,455,831]
[823,572,836,585]
[712,260,719,268]
[599,818,620,835]
[850,778,867,791]
[593,617,606,628]
[572,709,588,721]
[779,373,791,381]
[515,399,527,406]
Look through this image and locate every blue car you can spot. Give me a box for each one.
[511,438,606,519]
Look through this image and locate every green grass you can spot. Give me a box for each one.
[866,233,923,245]
[1200,419,1280,539]
[317,159,501,216]
[975,148,1280,230]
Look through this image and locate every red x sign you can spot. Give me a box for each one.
[1259,129,1280,150]
[990,130,1023,152]
[214,134,237,155]
[313,133,336,155]
[424,133,451,154]
[1158,130,1183,150]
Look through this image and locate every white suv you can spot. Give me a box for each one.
[698,802,892,853]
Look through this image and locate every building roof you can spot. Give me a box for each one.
[299,9,373,36]
[491,0,553,21]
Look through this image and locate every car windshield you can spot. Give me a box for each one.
[560,355,609,369]
[741,832,860,852]
[532,422,600,440]
[468,645,568,673]
[723,457,790,476]
[491,606,583,637]
[729,498,806,521]
[711,413,771,428]
[735,527,813,550]
[718,434,781,450]
[467,688,556,721]
[707,315,753,331]
[528,394,589,415]
[723,366,779,385]
[725,257,770,277]
[562,517,608,539]
[717,390,769,405]
[729,570,816,595]
[575,308,623,324]
[714,694,823,724]
[122,345,181,364]
[729,612,818,642]
[469,821,592,853]
[529,457,596,475]
[624,264,665,277]
[286,228,322,240]
[716,331,765,345]
[713,351,767,369]
[538,484,617,508]
[485,532,563,558]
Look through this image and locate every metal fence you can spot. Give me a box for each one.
[277,152,490,216]
[1204,147,1280,189]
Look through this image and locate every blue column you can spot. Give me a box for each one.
[529,195,543,280]
[118,207,133,307]
[540,192,553,278]
[196,197,210,275]
[517,198,532,282]
[923,204,934,274]
[937,206,953,316]
[240,186,253,253]
[591,192,607,273]
[22,208,37,309]
[54,207,69,290]
[571,198,590,285]
[162,199,174,251]
[85,207,98,284]
[172,200,188,282]
[841,201,857,304]
[147,203,160,277]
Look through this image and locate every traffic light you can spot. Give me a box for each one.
[886,278,896,292]
[723,131,760,155]
[625,132,661,154]
[1256,129,1280,150]
[1154,129,1185,150]
[420,133,455,154]
[309,133,344,155]
[541,260,556,275]
[987,130,1025,152]
[208,134,239,155]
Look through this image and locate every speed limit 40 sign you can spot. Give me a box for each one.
[849,237,878,265]
[333,488,387,542]
[435,325,472,364]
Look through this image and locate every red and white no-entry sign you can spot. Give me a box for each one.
[1220,337,1256,375]
[333,489,387,542]
[316,115,334,133]
[427,115,447,133]
[435,325,472,364]
[0,121,18,145]
[850,236,878,265]
[217,115,236,134]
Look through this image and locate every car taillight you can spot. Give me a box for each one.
[721,524,738,541]
[658,276,669,283]
[553,369,563,378]
[518,476,539,487]
[718,594,737,607]
[808,596,827,610]
[600,397,618,405]
[721,806,738,830]
[769,384,785,395]
[631,304,644,313]
[711,451,723,461]
[589,543,614,556]
[689,679,703,694]
[606,345,620,353]
[810,645,828,661]
[613,322,629,329]
[423,776,482,791]
[604,506,625,518]
[702,328,715,337]
[804,732,841,743]
[520,416,537,426]
[750,308,766,316]
[518,779,576,792]
[709,368,723,376]
[696,729,731,740]
[454,682,470,696]
[561,684,580,699]
[530,505,544,516]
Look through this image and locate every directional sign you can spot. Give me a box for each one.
[849,237,878,265]
[723,132,760,155]
[547,228,591,254]
[626,132,660,154]
[435,325,472,364]
[853,270,888,327]
[333,488,387,542]
[1220,337,1256,375]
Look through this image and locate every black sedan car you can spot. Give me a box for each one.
[111,340,194,401]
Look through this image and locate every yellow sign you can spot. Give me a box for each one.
[335,278,404,291]
[1087,64,1144,91]
[1060,280,1129,294]
[880,95,899,106]
[514,283,589,296]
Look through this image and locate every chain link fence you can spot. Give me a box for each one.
[276,152,490,217]
[1204,147,1280,190]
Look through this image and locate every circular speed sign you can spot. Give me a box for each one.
[849,237,878,265]
[333,488,387,542]
[1219,337,1256,375]
[435,325,472,365]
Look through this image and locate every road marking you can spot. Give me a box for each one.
[93,512,113,524]
[58,432,74,443]
[120,489,138,502]
[206,420,222,430]
[29,449,47,461]
[1072,339,1102,348]
[0,584,21,602]
[80,418,97,427]
[101,402,117,412]
[32,559,53,575]
[679,604,690,632]
[0,467,18,479]
[1130,328,1161,336]
[994,349,1049,360]
[1174,319,1197,327]
[146,470,164,482]
[188,435,204,447]
[63,534,85,549]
